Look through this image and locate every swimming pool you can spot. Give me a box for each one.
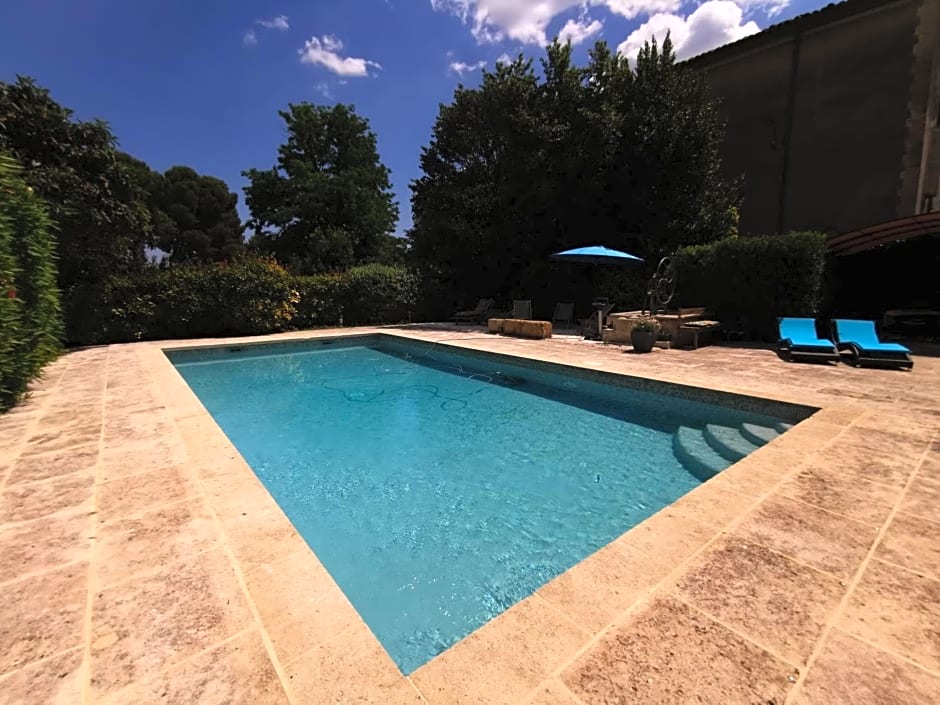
[168,335,809,673]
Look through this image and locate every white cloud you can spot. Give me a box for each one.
[496,52,513,64]
[616,0,760,63]
[429,1,783,49]
[431,1,691,45]
[602,0,681,19]
[314,82,334,99]
[243,29,258,46]
[737,0,790,18]
[257,15,290,31]
[299,35,382,77]
[449,59,487,76]
[557,17,603,45]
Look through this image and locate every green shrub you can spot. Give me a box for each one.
[294,264,416,328]
[66,260,416,345]
[66,257,298,345]
[0,152,61,410]
[293,272,344,328]
[675,232,827,340]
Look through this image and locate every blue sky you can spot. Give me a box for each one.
[0,0,826,237]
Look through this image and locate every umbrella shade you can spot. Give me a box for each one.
[550,245,644,265]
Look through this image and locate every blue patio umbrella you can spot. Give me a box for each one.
[549,245,645,266]
[550,245,645,338]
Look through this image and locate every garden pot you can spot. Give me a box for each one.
[631,329,657,353]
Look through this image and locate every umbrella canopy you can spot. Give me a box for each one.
[549,245,644,265]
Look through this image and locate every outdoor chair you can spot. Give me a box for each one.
[777,317,840,363]
[831,319,913,370]
[552,302,575,328]
[512,300,533,320]
[454,298,494,325]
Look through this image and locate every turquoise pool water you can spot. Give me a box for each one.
[168,336,797,673]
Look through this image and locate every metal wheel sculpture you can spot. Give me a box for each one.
[647,256,677,313]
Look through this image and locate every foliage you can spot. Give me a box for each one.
[675,231,827,340]
[120,156,244,264]
[408,37,739,312]
[243,102,399,274]
[0,76,151,291]
[294,264,416,328]
[66,259,416,345]
[630,315,661,333]
[0,151,61,410]
[66,257,298,345]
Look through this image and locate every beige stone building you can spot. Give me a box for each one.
[688,0,940,237]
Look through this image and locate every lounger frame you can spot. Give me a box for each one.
[830,320,914,370]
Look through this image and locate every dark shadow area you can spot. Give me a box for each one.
[823,236,940,355]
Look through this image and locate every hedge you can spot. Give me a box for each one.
[675,231,827,340]
[66,260,417,345]
[0,152,62,410]
[294,264,417,328]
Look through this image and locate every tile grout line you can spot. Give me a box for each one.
[128,344,304,703]
[94,627,257,703]
[672,593,803,670]
[783,426,940,705]
[827,625,940,677]
[184,447,302,705]
[765,491,892,530]
[0,358,69,497]
[0,644,84,686]
[80,347,111,705]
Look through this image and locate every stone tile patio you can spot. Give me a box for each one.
[0,325,938,704]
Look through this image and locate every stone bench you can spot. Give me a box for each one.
[487,318,552,339]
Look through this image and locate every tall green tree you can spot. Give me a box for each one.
[120,155,244,263]
[408,37,739,313]
[243,102,399,274]
[0,76,151,290]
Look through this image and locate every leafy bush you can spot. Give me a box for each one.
[66,260,416,345]
[0,151,62,410]
[294,264,416,328]
[66,257,299,345]
[675,232,827,340]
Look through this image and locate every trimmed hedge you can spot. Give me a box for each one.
[675,231,827,340]
[66,260,416,345]
[66,257,298,345]
[294,264,417,328]
[0,152,61,410]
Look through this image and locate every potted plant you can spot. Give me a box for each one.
[630,315,661,353]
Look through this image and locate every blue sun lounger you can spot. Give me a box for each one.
[777,317,840,363]
[831,319,914,370]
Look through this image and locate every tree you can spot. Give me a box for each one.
[243,102,399,274]
[408,37,739,314]
[120,155,244,264]
[0,76,151,291]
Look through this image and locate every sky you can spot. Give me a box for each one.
[0,0,829,237]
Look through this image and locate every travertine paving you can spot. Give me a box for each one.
[0,325,937,704]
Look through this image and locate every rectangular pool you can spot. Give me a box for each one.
[168,335,809,673]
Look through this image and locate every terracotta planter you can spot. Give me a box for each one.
[631,329,657,353]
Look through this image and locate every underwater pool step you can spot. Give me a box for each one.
[704,424,762,462]
[740,422,783,446]
[673,427,729,482]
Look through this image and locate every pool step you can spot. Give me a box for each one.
[673,427,729,482]
[740,422,782,446]
[704,424,762,462]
